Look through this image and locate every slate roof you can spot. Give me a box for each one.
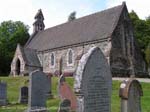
[18,44,41,67]
[26,3,125,51]
[23,48,41,67]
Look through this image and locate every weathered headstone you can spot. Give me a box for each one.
[58,75,77,111]
[59,75,65,85]
[119,78,143,112]
[57,99,71,112]
[19,86,28,104]
[27,70,50,112]
[46,73,53,98]
[74,47,112,112]
[0,81,7,106]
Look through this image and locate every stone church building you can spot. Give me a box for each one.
[10,2,147,77]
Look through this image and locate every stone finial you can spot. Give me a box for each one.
[68,11,76,22]
[122,1,126,5]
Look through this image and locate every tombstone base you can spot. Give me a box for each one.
[0,100,7,106]
[46,92,53,99]
[26,108,48,112]
[19,98,28,104]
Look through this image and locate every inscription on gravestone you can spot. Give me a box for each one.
[0,81,7,106]
[27,70,50,112]
[74,47,112,112]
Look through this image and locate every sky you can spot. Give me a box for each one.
[0,0,149,34]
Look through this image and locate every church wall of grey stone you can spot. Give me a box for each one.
[110,6,146,77]
[37,40,109,75]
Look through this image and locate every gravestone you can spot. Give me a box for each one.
[74,47,112,112]
[58,75,77,111]
[59,75,65,85]
[58,99,71,112]
[0,81,7,106]
[119,78,143,112]
[19,86,28,104]
[27,70,50,112]
[58,75,65,98]
[46,73,53,98]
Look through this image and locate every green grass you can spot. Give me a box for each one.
[0,76,149,112]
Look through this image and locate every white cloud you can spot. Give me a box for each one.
[0,0,104,34]
[106,0,150,19]
[0,0,34,32]
[32,0,102,30]
[1,0,149,34]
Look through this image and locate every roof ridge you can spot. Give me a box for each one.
[26,3,125,51]
[42,4,123,33]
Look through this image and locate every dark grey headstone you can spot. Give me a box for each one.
[0,82,7,106]
[19,86,28,104]
[58,75,65,98]
[119,79,143,112]
[27,70,50,112]
[59,75,65,84]
[74,47,112,112]
[58,99,71,112]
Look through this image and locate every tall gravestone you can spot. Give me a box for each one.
[119,78,143,112]
[58,75,77,111]
[19,86,28,104]
[74,47,112,112]
[0,81,7,106]
[27,70,50,112]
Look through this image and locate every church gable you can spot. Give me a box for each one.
[10,44,42,76]
[11,44,26,76]
[110,3,147,77]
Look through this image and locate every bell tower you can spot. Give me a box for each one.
[33,9,45,33]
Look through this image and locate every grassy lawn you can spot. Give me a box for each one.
[0,76,149,112]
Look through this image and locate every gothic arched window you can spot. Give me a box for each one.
[68,49,73,65]
[51,53,55,66]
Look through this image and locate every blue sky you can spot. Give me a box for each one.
[0,0,149,33]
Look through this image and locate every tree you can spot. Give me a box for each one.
[0,21,30,75]
[130,11,150,51]
[129,10,139,27]
[130,11,150,70]
[145,43,150,68]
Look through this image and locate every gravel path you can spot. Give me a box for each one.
[113,77,150,83]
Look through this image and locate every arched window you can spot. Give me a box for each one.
[68,49,73,65]
[51,53,55,66]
